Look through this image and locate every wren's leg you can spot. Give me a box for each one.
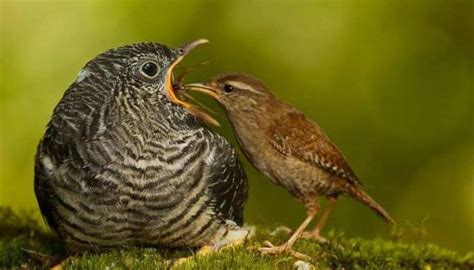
[258,198,319,259]
[301,196,338,242]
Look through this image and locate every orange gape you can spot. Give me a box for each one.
[164,39,219,126]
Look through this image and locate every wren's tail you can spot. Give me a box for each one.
[347,187,395,224]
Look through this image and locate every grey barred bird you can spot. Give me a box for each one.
[34,40,248,254]
[183,73,394,258]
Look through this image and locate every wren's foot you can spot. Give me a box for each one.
[258,240,311,260]
[300,229,328,243]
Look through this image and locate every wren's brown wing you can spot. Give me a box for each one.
[266,111,360,185]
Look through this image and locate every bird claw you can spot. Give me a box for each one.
[169,245,215,268]
[300,230,328,243]
[258,241,311,261]
[263,240,275,248]
[258,241,286,255]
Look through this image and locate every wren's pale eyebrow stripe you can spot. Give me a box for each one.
[203,73,394,257]
[226,81,265,95]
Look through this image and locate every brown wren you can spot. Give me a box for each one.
[183,73,394,258]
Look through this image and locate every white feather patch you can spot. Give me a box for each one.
[76,68,91,83]
[41,155,55,172]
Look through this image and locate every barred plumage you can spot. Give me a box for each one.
[34,42,247,252]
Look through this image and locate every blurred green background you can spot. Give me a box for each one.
[1,0,473,253]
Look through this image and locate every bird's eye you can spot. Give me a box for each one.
[223,84,234,93]
[176,48,184,55]
[140,61,159,78]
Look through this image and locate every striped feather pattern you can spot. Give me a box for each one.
[34,43,247,252]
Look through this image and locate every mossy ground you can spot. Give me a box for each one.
[0,207,472,270]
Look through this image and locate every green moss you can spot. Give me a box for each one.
[0,207,472,269]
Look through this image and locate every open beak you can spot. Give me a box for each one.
[164,39,220,126]
[182,83,219,99]
[165,39,209,108]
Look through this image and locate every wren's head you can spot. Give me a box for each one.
[185,73,274,118]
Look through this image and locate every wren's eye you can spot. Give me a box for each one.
[140,61,159,78]
[223,84,234,93]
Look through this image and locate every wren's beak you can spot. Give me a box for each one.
[182,83,219,99]
[164,39,220,126]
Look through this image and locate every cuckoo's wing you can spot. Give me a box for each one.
[265,110,360,185]
[208,135,248,226]
[34,122,72,231]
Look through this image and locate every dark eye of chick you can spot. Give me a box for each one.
[223,84,234,93]
[141,62,159,78]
